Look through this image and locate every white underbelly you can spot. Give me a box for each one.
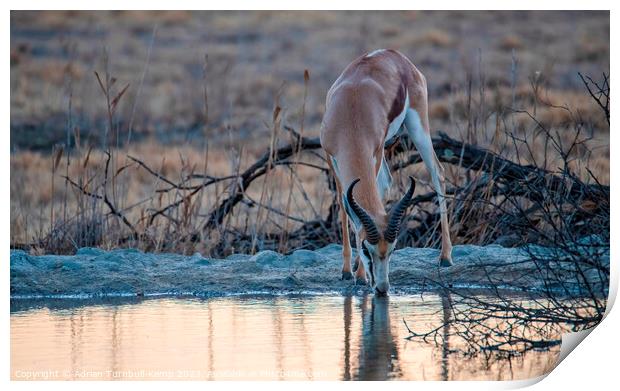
[385,91,409,144]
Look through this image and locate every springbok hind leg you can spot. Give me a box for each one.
[404,108,453,266]
[327,156,354,279]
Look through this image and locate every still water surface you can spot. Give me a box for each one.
[11,295,559,380]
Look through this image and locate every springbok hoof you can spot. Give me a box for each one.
[341,271,354,280]
[439,258,453,267]
[355,277,368,286]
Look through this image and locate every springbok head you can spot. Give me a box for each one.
[346,176,416,295]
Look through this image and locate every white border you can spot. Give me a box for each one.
[4,2,616,390]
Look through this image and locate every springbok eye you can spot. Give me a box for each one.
[361,242,371,259]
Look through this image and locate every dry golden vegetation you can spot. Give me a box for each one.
[10,11,609,255]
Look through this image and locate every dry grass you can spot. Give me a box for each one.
[10,11,609,255]
[498,35,524,51]
[10,78,609,255]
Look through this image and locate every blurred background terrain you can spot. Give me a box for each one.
[10,11,609,255]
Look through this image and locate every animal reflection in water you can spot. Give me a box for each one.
[343,295,400,380]
[342,293,452,381]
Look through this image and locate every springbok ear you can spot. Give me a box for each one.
[342,194,363,232]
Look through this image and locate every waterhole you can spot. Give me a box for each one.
[11,294,560,380]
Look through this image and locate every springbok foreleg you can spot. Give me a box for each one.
[327,155,354,279]
[353,231,367,284]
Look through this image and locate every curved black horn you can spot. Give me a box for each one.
[346,178,380,244]
[384,176,416,243]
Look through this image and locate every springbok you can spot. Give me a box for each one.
[320,49,453,295]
